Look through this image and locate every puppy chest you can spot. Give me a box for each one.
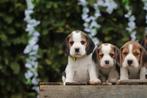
[73,65,89,82]
[99,67,111,76]
[128,67,140,79]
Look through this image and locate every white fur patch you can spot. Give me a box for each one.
[122,44,139,68]
[64,54,100,83]
[70,31,86,58]
[100,44,114,68]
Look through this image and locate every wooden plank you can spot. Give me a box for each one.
[40,82,62,85]
[117,79,147,85]
[40,79,147,86]
[39,85,147,98]
[39,80,147,98]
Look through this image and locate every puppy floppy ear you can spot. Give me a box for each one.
[92,47,99,63]
[119,47,124,66]
[113,45,120,64]
[63,35,70,56]
[86,36,95,55]
[140,46,147,67]
[144,52,147,68]
[112,45,121,73]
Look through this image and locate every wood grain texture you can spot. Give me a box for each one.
[39,81,147,98]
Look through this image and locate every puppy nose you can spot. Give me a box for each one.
[127,60,133,65]
[105,60,109,64]
[75,48,79,53]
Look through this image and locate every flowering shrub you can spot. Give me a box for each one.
[0,0,146,97]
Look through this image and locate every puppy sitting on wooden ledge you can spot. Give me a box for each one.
[62,30,101,85]
[119,41,147,80]
[92,43,120,84]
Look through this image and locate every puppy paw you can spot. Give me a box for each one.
[102,82,112,85]
[109,78,118,83]
[119,77,129,81]
[89,79,101,85]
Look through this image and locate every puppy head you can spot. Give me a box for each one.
[64,30,95,58]
[120,41,146,68]
[93,43,120,68]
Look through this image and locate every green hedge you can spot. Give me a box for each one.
[0,0,146,97]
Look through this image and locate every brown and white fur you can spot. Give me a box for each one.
[120,41,147,80]
[140,33,147,50]
[92,43,120,84]
[62,30,101,85]
[140,34,147,78]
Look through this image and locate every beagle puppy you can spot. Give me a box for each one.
[140,35,147,78]
[120,41,147,80]
[93,43,120,84]
[62,30,101,85]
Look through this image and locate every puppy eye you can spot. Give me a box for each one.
[110,53,114,57]
[81,41,86,45]
[123,52,128,56]
[69,41,74,45]
[134,52,139,56]
[99,54,103,58]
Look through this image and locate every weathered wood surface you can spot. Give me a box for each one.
[39,80,147,98]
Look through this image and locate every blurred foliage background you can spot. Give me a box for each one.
[0,0,146,97]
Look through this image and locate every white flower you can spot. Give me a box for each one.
[24,45,32,54]
[24,0,40,93]
[125,10,132,18]
[85,17,91,22]
[29,36,38,45]
[93,37,99,45]
[106,1,118,14]
[90,28,97,36]
[25,63,33,68]
[126,27,133,32]
[143,3,147,10]
[129,16,135,21]
[83,7,89,13]
[130,31,136,41]
[83,23,89,27]
[25,71,34,79]
[26,0,34,10]
[90,21,98,28]
[26,24,34,33]
[94,11,101,17]
[128,21,136,30]
[78,0,87,5]
[97,0,105,6]
[32,44,39,51]
[25,10,33,17]
[78,0,102,45]
[84,28,90,32]
[32,86,39,93]
[82,14,88,20]
[32,77,39,85]
[32,32,40,37]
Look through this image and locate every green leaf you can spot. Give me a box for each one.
[10,63,20,74]
[122,0,129,6]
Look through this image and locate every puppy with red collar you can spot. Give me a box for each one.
[63,30,101,85]
[120,41,147,80]
[92,43,120,84]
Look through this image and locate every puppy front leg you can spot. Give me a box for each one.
[88,64,101,84]
[120,67,128,80]
[140,67,146,80]
[64,65,75,84]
